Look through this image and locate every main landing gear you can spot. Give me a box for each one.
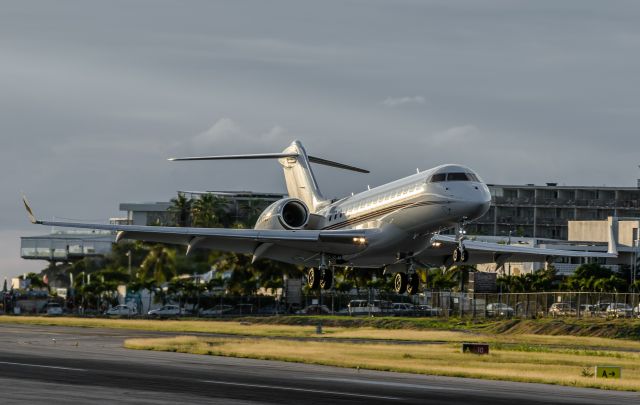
[393,259,420,295]
[307,254,333,290]
[393,272,419,295]
[307,267,333,290]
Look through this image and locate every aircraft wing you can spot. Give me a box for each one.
[419,234,617,267]
[23,197,374,258]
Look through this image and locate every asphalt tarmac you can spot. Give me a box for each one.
[0,323,638,404]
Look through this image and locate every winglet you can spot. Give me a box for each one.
[22,195,39,224]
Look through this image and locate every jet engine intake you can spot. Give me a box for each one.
[255,198,310,230]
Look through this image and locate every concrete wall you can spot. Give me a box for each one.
[569,219,639,247]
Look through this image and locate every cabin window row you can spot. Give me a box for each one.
[340,183,424,216]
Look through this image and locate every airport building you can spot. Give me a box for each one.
[468,183,640,240]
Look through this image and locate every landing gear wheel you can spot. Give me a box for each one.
[406,273,420,295]
[394,272,408,294]
[453,248,462,263]
[461,249,469,263]
[320,268,333,290]
[307,268,320,289]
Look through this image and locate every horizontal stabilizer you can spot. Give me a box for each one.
[168,153,297,161]
[169,151,368,173]
[308,156,369,173]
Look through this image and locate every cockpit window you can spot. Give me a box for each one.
[447,172,470,181]
[467,173,479,182]
[429,172,480,183]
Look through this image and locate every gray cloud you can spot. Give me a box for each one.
[382,96,426,107]
[2,0,640,280]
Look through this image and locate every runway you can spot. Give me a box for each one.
[0,324,637,404]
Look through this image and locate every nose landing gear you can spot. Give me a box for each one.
[452,247,468,263]
[452,217,470,263]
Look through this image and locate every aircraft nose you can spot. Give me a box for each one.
[465,185,491,219]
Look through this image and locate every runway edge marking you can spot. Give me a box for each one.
[200,379,402,401]
[0,361,86,372]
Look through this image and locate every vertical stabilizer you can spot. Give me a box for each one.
[278,141,326,212]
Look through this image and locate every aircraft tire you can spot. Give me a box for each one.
[453,248,461,262]
[307,268,321,289]
[320,268,333,290]
[461,249,469,262]
[394,272,408,294]
[407,273,420,295]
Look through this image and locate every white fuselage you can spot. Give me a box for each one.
[315,164,491,266]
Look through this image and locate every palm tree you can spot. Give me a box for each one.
[140,245,177,284]
[192,193,227,228]
[239,198,267,227]
[168,193,193,227]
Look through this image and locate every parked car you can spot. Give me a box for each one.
[44,302,63,316]
[415,304,443,317]
[594,302,613,317]
[199,305,234,317]
[485,303,514,317]
[148,305,190,317]
[579,304,597,317]
[105,305,138,316]
[392,302,415,316]
[606,303,633,318]
[549,303,576,317]
[295,304,331,315]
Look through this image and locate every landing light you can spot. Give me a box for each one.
[353,237,367,245]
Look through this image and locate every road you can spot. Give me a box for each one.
[0,323,637,404]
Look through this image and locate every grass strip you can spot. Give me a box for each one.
[2,315,640,350]
[124,335,640,392]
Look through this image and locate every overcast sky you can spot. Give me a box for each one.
[2,0,640,280]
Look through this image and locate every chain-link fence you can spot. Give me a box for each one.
[5,290,639,319]
[186,290,640,319]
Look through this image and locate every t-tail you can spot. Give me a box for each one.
[168,140,368,213]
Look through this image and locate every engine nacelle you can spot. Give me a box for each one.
[254,198,310,230]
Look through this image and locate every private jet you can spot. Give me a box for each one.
[24,140,617,294]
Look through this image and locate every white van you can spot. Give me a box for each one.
[347,300,392,316]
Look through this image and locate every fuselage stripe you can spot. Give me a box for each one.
[322,200,445,230]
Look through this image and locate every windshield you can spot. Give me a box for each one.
[429,172,479,182]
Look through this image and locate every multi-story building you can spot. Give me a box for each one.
[469,183,640,240]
